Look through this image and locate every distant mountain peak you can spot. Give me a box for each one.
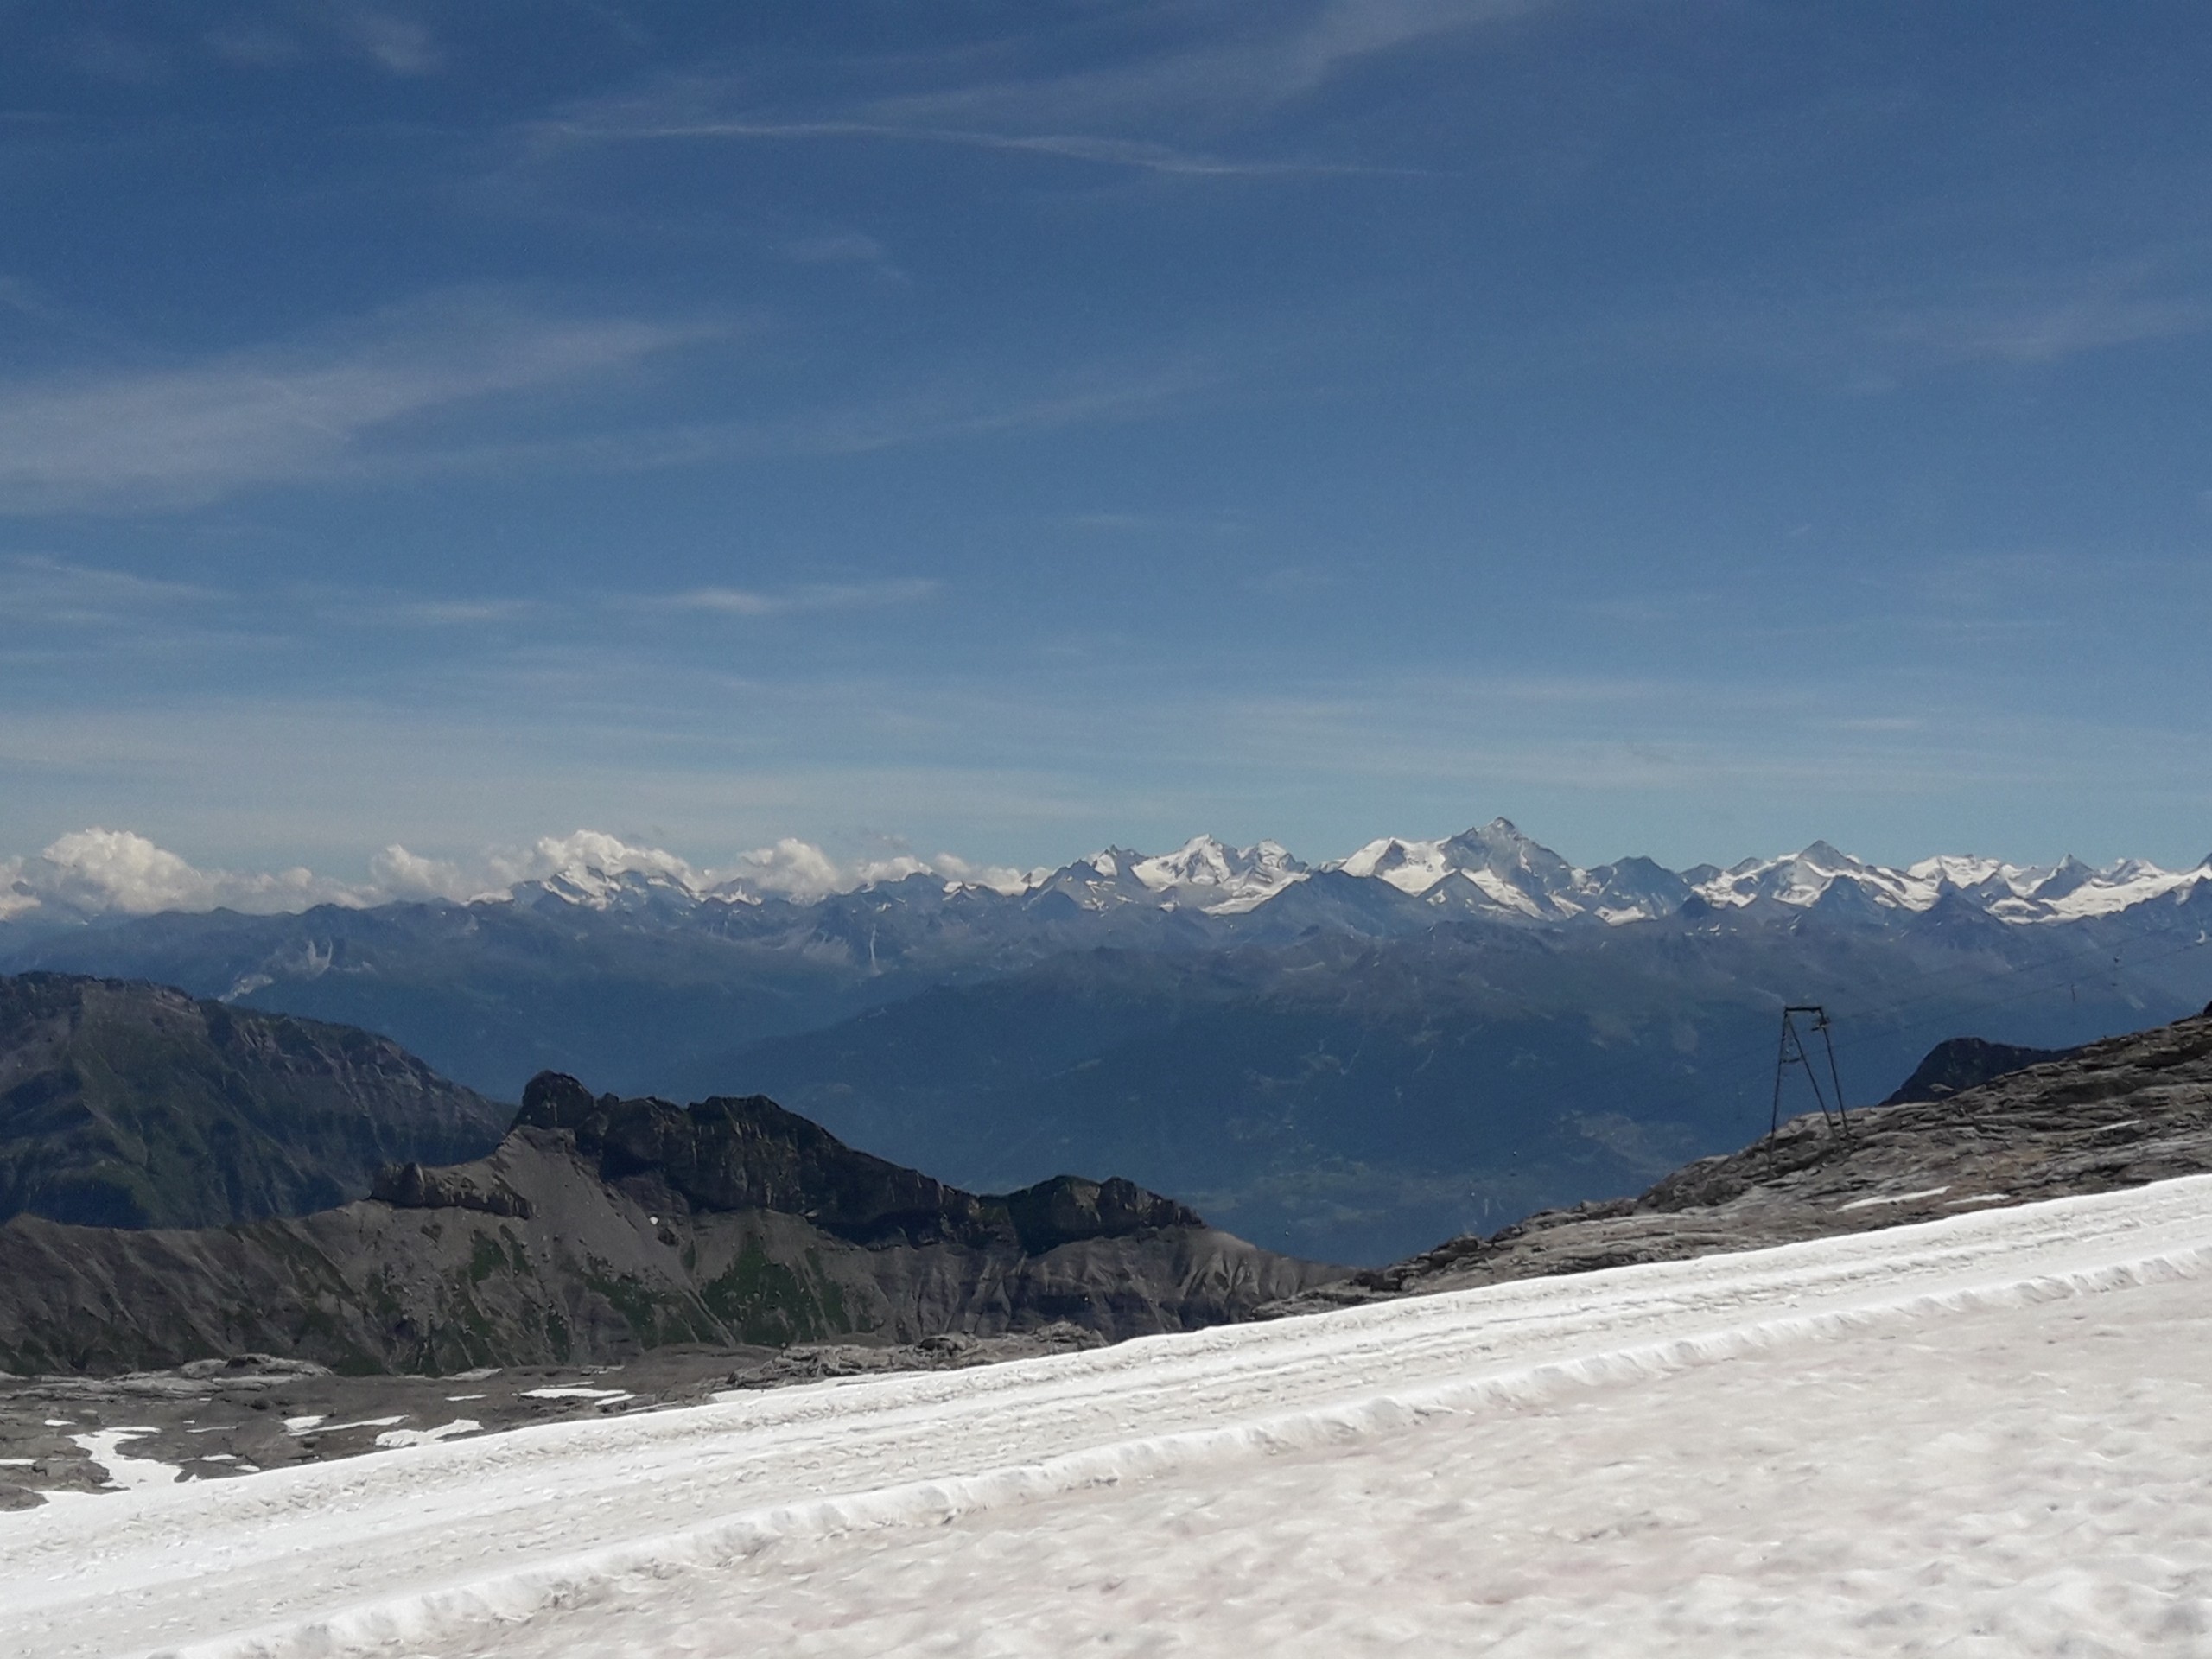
[1128,836,1308,914]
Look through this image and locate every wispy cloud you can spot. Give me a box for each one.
[1864,287,2211,367]
[335,7,444,77]
[202,5,444,76]
[558,117,1399,178]
[0,296,705,513]
[891,0,1541,128]
[0,555,213,628]
[781,231,892,266]
[649,578,940,618]
[441,355,1217,476]
[372,597,544,627]
[1622,259,2212,385]
[537,1,1535,179]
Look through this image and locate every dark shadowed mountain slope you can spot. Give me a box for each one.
[0,974,509,1228]
[1277,1005,2212,1309]
[1879,1034,2081,1104]
[0,1071,1343,1375]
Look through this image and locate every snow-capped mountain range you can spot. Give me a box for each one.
[499,818,2208,931]
[1317,823,2212,928]
[4,818,2207,931]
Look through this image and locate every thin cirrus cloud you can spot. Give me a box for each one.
[1863,288,2212,367]
[862,0,1546,133]
[333,6,444,76]
[780,232,895,266]
[537,0,1542,177]
[0,555,213,628]
[556,118,1393,178]
[0,298,706,513]
[1611,261,2212,386]
[648,578,941,618]
[455,355,1217,478]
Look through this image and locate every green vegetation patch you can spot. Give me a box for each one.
[699,1237,854,1345]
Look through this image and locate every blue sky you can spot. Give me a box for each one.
[3,0,2209,883]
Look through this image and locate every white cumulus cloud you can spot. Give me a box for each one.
[506,830,702,889]
[15,829,377,918]
[0,825,1052,924]
[930,853,1050,895]
[710,837,846,900]
[365,843,480,903]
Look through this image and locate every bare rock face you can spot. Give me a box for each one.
[369,1160,533,1218]
[1275,1008,2212,1311]
[511,1071,1014,1248]
[0,1073,1345,1376]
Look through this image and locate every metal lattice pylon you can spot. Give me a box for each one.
[1768,1003,1850,1155]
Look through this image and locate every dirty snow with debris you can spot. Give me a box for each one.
[5,1176,2212,1658]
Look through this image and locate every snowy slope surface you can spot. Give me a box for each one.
[7,1177,2212,1658]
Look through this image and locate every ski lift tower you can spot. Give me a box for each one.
[1769,1004,1850,1151]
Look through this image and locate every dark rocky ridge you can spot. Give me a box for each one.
[1274,1006,2212,1309]
[0,1073,1341,1376]
[0,973,509,1228]
[1879,1034,2081,1104]
[498,1071,1203,1253]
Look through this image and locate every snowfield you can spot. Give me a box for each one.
[8,1178,2212,1658]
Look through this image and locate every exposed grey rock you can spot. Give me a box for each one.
[371,1160,533,1218]
[721,1321,1108,1389]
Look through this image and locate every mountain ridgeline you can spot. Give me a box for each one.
[8,822,2211,1262]
[0,1067,1339,1376]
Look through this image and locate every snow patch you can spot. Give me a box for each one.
[375,1421,482,1449]
[1838,1185,1951,1211]
[71,1427,178,1492]
[519,1389,632,1402]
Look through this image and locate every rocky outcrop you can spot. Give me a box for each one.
[512,1071,1014,1248]
[1879,1034,2080,1104]
[1274,1007,2212,1310]
[509,1071,1205,1252]
[369,1160,533,1218]
[1001,1174,1203,1253]
[0,973,509,1228]
[0,1075,1344,1376]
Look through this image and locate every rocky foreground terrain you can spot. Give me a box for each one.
[0,1325,1109,1511]
[1275,1002,2212,1308]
